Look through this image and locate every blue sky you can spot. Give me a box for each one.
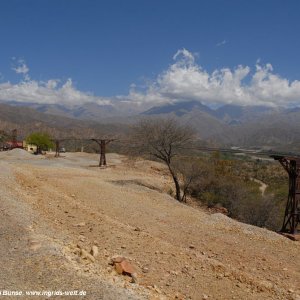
[0,0,300,107]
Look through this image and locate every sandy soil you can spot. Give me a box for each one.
[0,150,299,300]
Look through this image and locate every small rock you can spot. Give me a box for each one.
[202,294,209,299]
[111,256,125,264]
[131,273,138,283]
[72,247,81,255]
[74,222,86,227]
[91,245,99,257]
[115,263,123,274]
[114,259,136,276]
[77,242,84,249]
[80,249,95,262]
[189,245,195,249]
[134,227,141,231]
[28,240,41,251]
[170,270,178,276]
[79,235,85,242]
[142,267,149,273]
[120,259,136,275]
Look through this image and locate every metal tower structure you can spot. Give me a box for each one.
[11,129,19,149]
[91,139,115,167]
[272,155,300,239]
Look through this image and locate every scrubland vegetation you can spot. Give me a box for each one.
[126,118,289,232]
[184,154,288,231]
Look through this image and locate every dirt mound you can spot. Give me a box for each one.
[0,148,41,160]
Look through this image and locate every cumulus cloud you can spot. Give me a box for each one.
[0,59,110,106]
[127,48,300,107]
[2,51,300,108]
[0,78,110,106]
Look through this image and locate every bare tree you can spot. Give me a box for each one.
[131,118,195,201]
[174,158,204,202]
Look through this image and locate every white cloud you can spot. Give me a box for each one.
[0,57,110,105]
[216,40,227,47]
[127,49,300,107]
[0,78,110,106]
[2,51,300,108]
[12,59,30,81]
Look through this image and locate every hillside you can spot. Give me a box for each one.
[0,103,126,139]
[213,109,300,151]
[2,100,300,151]
[0,150,299,299]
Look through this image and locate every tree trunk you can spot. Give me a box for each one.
[167,164,181,201]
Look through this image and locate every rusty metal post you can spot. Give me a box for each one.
[11,129,18,149]
[91,138,114,167]
[55,140,60,157]
[272,155,300,237]
[100,140,106,166]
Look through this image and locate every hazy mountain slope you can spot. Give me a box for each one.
[213,110,300,151]
[213,104,278,124]
[4,100,144,122]
[2,100,300,151]
[0,103,126,139]
[143,100,215,116]
[140,101,300,150]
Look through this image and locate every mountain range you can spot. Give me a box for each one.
[1,99,300,152]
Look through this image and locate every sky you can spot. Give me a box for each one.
[0,0,300,107]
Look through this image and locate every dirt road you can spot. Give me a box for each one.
[0,150,299,300]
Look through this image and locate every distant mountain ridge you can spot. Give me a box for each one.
[143,100,214,116]
[142,100,278,125]
[1,99,300,151]
[0,102,126,139]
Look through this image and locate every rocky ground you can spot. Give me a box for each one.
[0,149,299,300]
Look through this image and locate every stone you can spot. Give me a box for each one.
[131,273,138,283]
[72,247,81,255]
[79,235,85,242]
[74,222,86,227]
[114,259,136,276]
[28,240,41,251]
[120,259,136,275]
[91,245,99,257]
[115,263,123,274]
[80,249,95,262]
[111,256,125,264]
